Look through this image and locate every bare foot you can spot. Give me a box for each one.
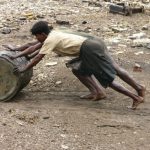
[80,94,94,99]
[80,93,106,100]
[92,94,106,101]
[132,96,144,110]
[137,85,146,99]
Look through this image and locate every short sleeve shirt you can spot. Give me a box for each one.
[39,30,87,56]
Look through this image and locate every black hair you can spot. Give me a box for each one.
[31,21,53,35]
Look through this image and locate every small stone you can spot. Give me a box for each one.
[1,27,11,34]
[55,81,62,85]
[83,27,92,33]
[2,123,7,126]
[146,43,150,49]
[133,63,142,72]
[43,116,50,119]
[60,134,66,138]
[23,12,34,17]
[53,124,60,128]
[36,14,45,19]
[56,20,70,25]
[111,27,127,33]
[142,25,149,30]
[19,17,27,20]
[82,21,87,24]
[45,62,57,66]
[16,120,25,126]
[132,38,150,47]
[134,51,144,55]
[0,24,4,28]
[61,145,69,149]
[109,38,121,44]
[51,140,55,142]
[129,32,146,40]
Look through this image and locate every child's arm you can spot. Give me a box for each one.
[15,41,40,51]
[3,41,39,51]
[11,42,42,59]
[27,49,40,59]
[15,54,45,73]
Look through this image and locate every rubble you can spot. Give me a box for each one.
[134,51,144,55]
[132,38,150,48]
[56,20,70,25]
[55,81,62,85]
[1,27,11,34]
[128,32,146,40]
[109,3,132,16]
[109,2,144,16]
[45,62,58,66]
[133,63,142,72]
[111,26,128,33]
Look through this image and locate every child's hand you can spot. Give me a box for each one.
[2,45,16,51]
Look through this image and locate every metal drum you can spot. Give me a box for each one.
[0,50,33,101]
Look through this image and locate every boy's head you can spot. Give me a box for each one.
[31,21,53,43]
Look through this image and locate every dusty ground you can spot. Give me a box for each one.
[0,0,150,150]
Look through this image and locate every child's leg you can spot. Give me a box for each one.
[72,69,106,100]
[109,81,144,110]
[106,53,145,98]
[91,75,107,100]
[114,63,145,97]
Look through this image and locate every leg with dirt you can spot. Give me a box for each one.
[109,81,144,110]
[106,52,146,99]
[72,69,106,100]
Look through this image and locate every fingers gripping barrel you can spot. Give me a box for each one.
[0,50,33,101]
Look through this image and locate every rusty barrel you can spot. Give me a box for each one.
[0,50,33,101]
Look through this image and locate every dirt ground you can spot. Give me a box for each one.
[0,0,150,150]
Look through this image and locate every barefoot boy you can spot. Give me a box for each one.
[10,21,145,109]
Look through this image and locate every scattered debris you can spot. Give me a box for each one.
[142,24,149,30]
[132,38,150,48]
[109,3,144,16]
[88,1,102,7]
[61,144,69,150]
[22,12,36,20]
[134,51,144,55]
[19,17,27,20]
[108,37,121,45]
[146,43,150,49]
[60,134,66,138]
[129,32,146,40]
[133,63,142,72]
[56,20,70,25]
[82,21,87,24]
[45,62,58,67]
[1,27,11,34]
[109,3,132,16]
[43,116,50,119]
[55,81,62,85]
[111,26,128,33]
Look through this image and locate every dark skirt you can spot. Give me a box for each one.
[67,39,116,88]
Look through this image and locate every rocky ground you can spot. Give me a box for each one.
[0,0,150,150]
